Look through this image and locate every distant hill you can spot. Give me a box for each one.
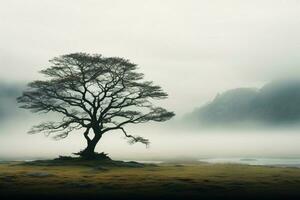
[0,83,23,122]
[184,79,300,127]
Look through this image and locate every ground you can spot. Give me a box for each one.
[1,159,300,200]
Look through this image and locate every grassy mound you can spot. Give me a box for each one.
[21,155,149,168]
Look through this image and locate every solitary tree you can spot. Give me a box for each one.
[17,53,174,159]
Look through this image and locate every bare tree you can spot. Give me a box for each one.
[17,53,175,159]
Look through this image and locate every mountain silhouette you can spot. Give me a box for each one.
[184,79,300,127]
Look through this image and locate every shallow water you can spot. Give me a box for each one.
[198,157,300,167]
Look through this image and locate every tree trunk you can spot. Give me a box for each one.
[80,134,102,159]
[76,126,111,160]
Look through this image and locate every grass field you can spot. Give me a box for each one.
[1,159,300,200]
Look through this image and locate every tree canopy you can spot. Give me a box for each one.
[17,53,174,159]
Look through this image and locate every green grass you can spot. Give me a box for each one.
[1,160,300,199]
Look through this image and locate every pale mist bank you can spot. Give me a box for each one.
[1,118,300,161]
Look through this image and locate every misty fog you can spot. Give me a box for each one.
[1,0,300,161]
[1,112,300,161]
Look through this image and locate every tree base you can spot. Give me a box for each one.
[73,151,111,160]
[23,157,148,169]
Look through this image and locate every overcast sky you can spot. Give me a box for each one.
[1,0,300,115]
